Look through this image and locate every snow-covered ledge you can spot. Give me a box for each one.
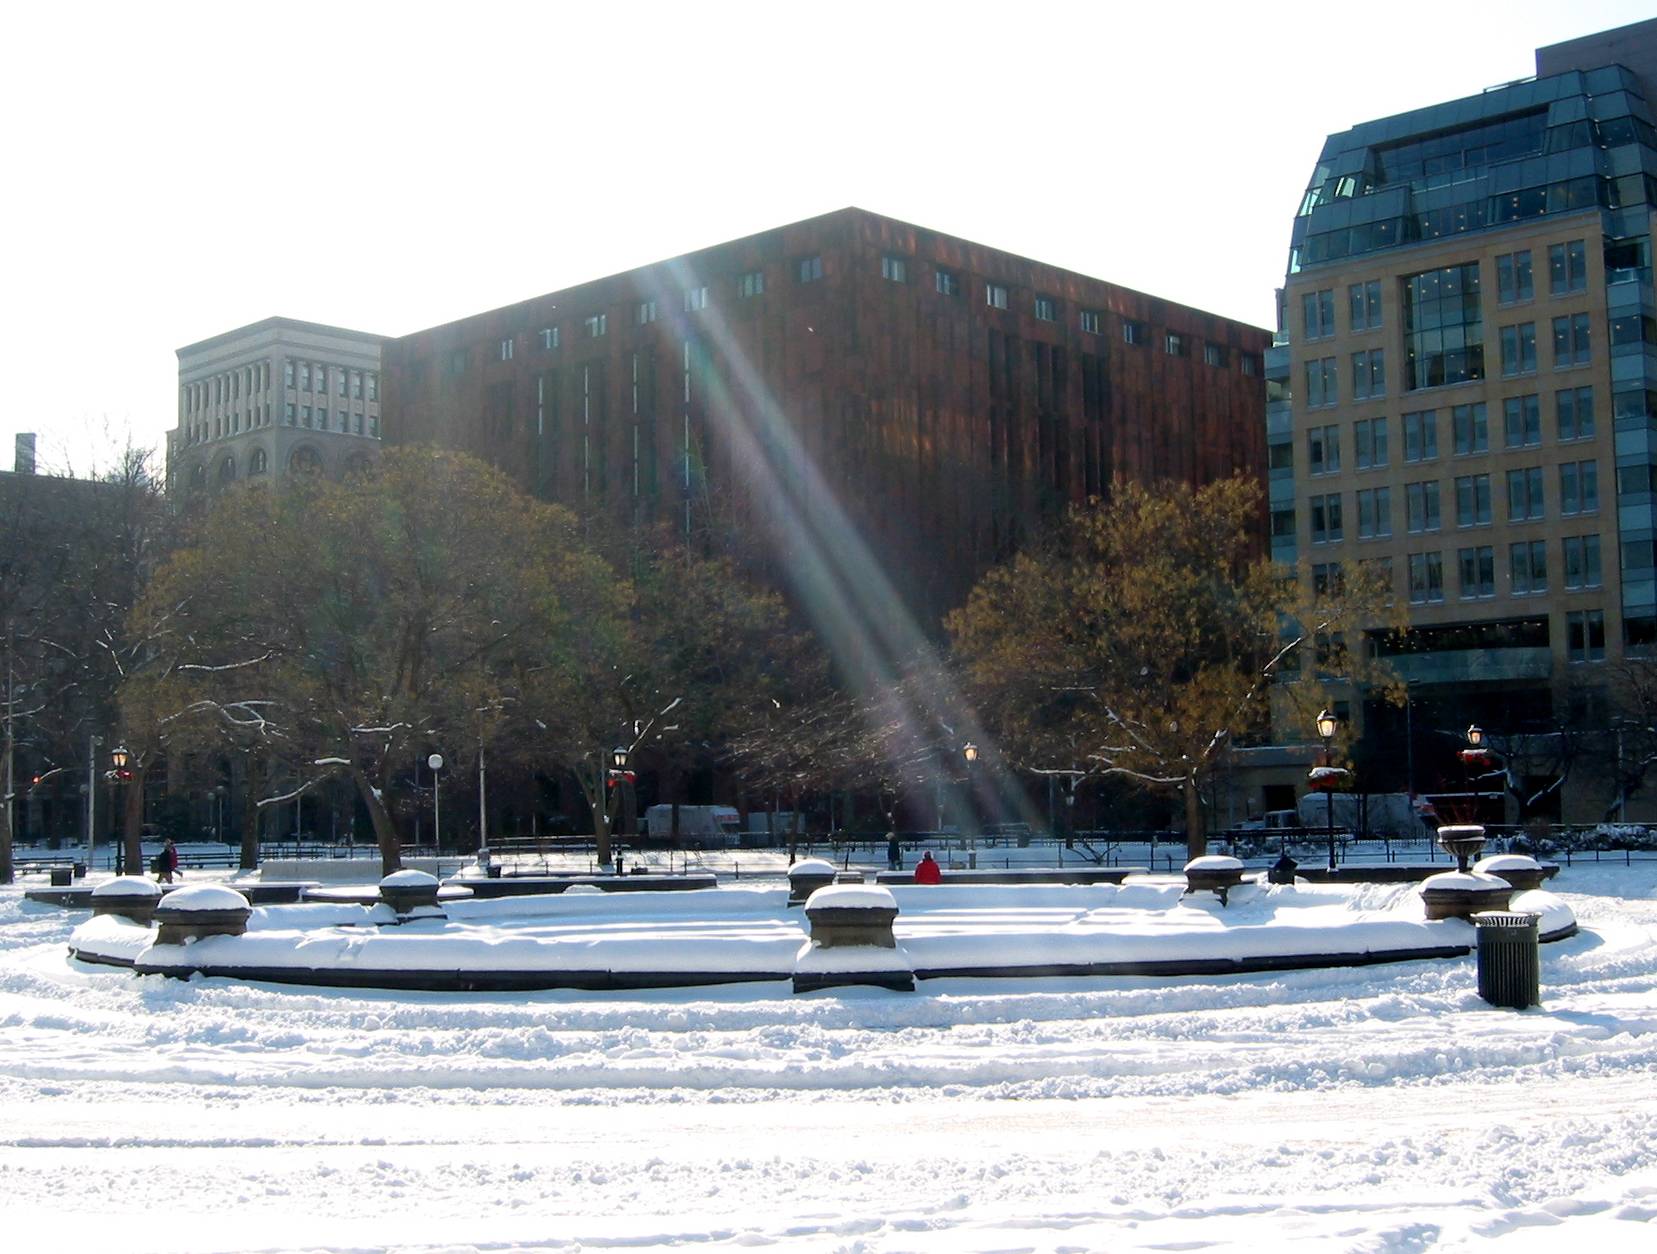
[794,883,913,993]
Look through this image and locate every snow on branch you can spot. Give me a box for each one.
[176,652,274,673]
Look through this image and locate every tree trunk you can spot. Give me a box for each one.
[124,763,147,873]
[239,750,261,871]
[0,726,13,885]
[1184,773,1206,862]
[577,761,614,870]
[351,766,402,876]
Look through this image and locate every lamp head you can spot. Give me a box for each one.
[1466,723,1484,748]
[1315,709,1338,740]
[427,753,444,771]
[963,741,978,764]
[110,745,129,770]
[611,745,629,770]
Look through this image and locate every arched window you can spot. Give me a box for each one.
[218,455,236,484]
[343,452,373,479]
[249,447,269,475]
[288,445,323,476]
[188,463,206,490]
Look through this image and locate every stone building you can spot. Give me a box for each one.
[169,318,385,495]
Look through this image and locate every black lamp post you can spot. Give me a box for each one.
[427,753,444,849]
[610,745,634,847]
[962,742,979,868]
[110,745,129,873]
[1316,709,1339,871]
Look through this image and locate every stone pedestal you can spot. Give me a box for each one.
[91,876,163,925]
[152,885,252,946]
[787,858,838,906]
[379,869,443,916]
[1420,871,1513,921]
[1436,824,1487,873]
[1474,854,1548,892]
[793,884,913,992]
[1184,855,1248,906]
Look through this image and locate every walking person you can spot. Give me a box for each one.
[886,831,902,871]
[157,838,179,884]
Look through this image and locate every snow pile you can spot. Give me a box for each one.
[787,858,836,878]
[90,876,160,899]
[1420,871,1508,892]
[1184,855,1244,872]
[1476,853,1542,872]
[153,884,249,912]
[379,869,440,889]
[803,884,897,911]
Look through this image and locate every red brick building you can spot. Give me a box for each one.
[384,207,1268,635]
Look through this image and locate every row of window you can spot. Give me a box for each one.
[1496,314,1593,375]
[186,403,379,443]
[1299,462,1598,540]
[1297,389,1597,475]
[185,362,378,414]
[1298,238,1591,345]
[470,258,1262,377]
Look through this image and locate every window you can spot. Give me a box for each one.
[1404,262,1484,390]
[1408,552,1444,603]
[369,416,380,438]
[935,269,959,296]
[283,361,295,388]
[737,270,764,298]
[352,371,362,399]
[1496,250,1533,303]
[301,405,312,427]
[1123,320,1146,346]
[1354,417,1388,469]
[1308,424,1340,475]
[986,283,1009,310]
[1559,460,1598,515]
[881,255,907,283]
[636,301,657,325]
[1165,332,1187,357]
[367,373,378,401]
[1351,348,1385,399]
[316,408,328,431]
[447,350,468,377]
[284,402,295,425]
[1507,466,1545,520]
[798,255,823,283]
[1549,239,1587,294]
[1452,402,1488,455]
[1460,546,1496,598]
[1500,322,1537,375]
[1205,343,1230,367]
[1556,387,1594,441]
[1502,394,1540,448]
[1034,295,1056,322]
[1564,535,1602,589]
[540,326,560,351]
[1510,540,1547,594]
[249,447,268,475]
[1406,480,1441,533]
[1305,357,1337,407]
[1357,487,1391,538]
[1310,493,1343,543]
[1348,280,1382,331]
[1271,507,1296,544]
[1455,473,1492,527]
[683,286,709,311]
[1312,562,1344,597]
[1242,353,1261,377]
[1567,609,1606,661]
[300,363,311,390]
[1403,409,1438,462]
[500,338,514,361]
[1080,309,1102,334]
[584,313,607,338]
[1551,313,1591,367]
[1302,288,1336,340]
[337,370,347,397]
[1269,439,1294,475]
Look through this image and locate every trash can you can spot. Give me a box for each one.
[1473,911,1540,1009]
[49,867,73,887]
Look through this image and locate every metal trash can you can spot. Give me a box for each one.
[49,867,73,887]
[1473,910,1541,1009]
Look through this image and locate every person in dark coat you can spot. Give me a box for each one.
[159,839,179,884]
[886,832,902,871]
[914,850,942,884]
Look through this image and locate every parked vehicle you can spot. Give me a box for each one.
[1238,809,1304,833]
[643,804,742,846]
[1295,792,1431,839]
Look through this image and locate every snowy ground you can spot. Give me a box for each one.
[2,865,1655,1253]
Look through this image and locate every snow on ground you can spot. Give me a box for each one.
[0,863,1654,1252]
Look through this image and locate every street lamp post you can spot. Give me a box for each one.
[1316,709,1338,872]
[213,784,226,843]
[962,742,979,869]
[110,745,129,874]
[610,746,634,862]
[427,753,444,850]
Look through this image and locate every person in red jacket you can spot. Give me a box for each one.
[913,851,942,884]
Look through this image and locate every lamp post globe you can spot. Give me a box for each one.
[1315,710,1339,872]
[427,754,443,850]
[111,745,129,771]
[611,746,629,771]
[1466,724,1484,748]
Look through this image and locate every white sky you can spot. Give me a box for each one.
[4,0,1654,474]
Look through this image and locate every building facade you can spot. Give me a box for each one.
[169,318,385,495]
[1269,19,1657,822]
[384,207,1269,635]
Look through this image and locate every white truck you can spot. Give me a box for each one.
[1295,791,1429,839]
[643,804,742,846]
